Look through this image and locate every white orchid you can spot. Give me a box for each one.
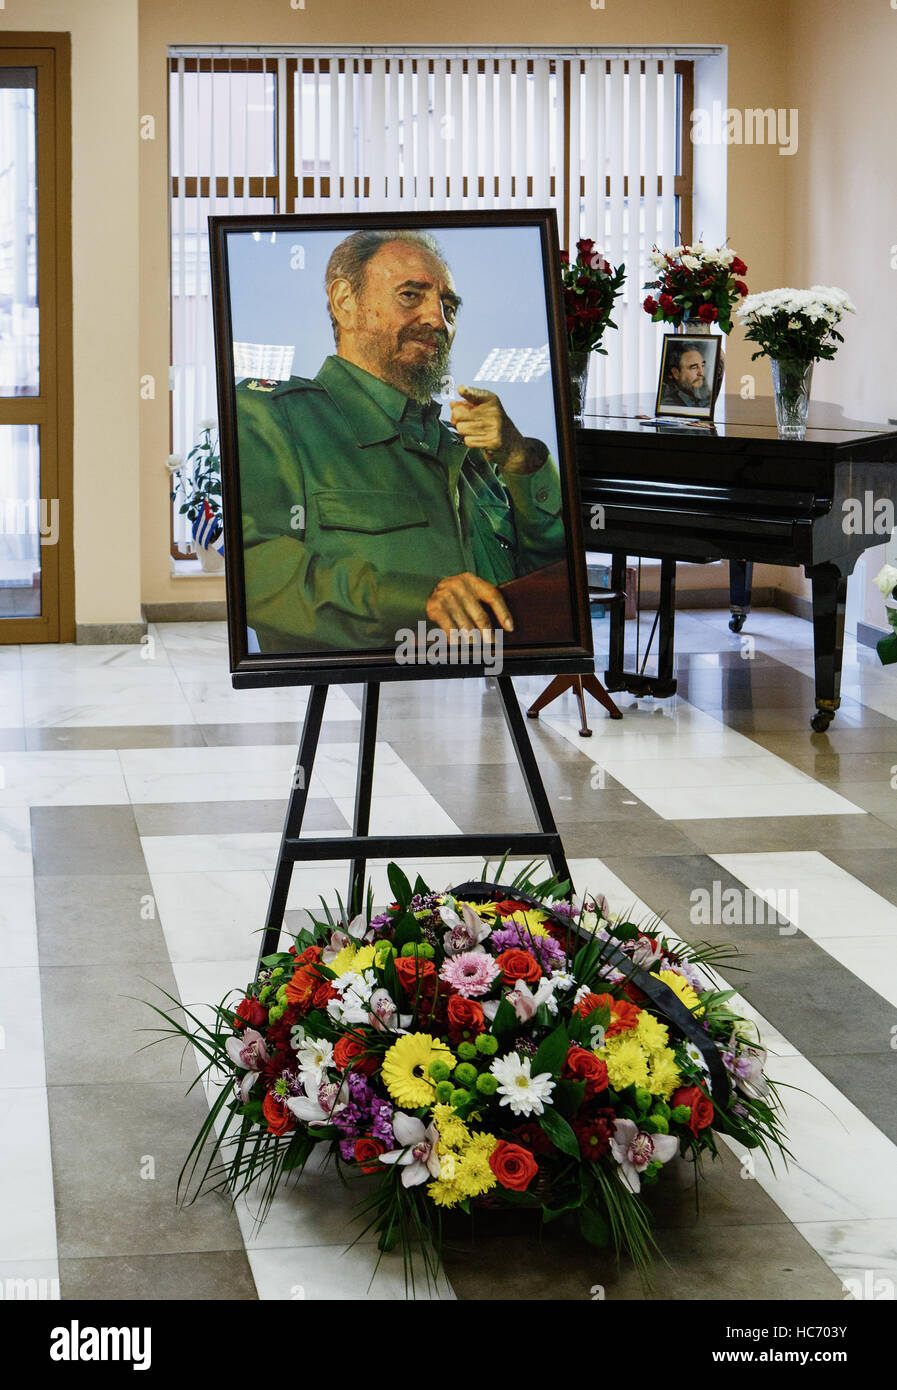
[286,1078,346,1127]
[225,1028,268,1103]
[506,975,561,1022]
[439,901,491,955]
[378,1112,441,1187]
[321,912,371,964]
[610,1118,679,1193]
[368,987,411,1034]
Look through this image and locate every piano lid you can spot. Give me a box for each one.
[579,393,897,446]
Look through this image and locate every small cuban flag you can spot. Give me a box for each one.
[192,499,225,556]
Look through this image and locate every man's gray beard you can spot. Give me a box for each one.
[359,328,451,403]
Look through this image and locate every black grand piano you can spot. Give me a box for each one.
[574,395,897,731]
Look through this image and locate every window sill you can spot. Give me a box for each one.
[170,556,225,579]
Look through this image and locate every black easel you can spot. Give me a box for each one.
[256,676,571,968]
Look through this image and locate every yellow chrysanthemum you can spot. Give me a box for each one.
[648,1048,682,1100]
[428,1127,498,1206]
[328,943,358,977]
[635,1010,671,1053]
[381,1033,455,1108]
[601,1034,650,1090]
[431,1103,469,1149]
[657,969,705,1016]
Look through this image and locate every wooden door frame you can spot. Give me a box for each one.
[0,32,73,643]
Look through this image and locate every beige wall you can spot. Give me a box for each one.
[1,0,142,626]
[138,0,791,611]
[782,0,897,619]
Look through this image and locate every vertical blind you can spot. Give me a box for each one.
[169,48,695,551]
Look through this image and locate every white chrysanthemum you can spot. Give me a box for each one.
[326,968,376,1025]
[548,968,577,994]
[684,1041,710,1073]
[874,564,897,598]
[490,1052,555,1117]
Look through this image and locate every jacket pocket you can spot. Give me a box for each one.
[312,489,429,534]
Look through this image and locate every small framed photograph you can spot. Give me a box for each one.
[655,334,722,420]
[209,209,594,689]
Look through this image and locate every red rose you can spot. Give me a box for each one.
[733,280,748,297]
[575,237,595,262]
[697,303,718,323]
[446,995,485,1043]
[560,249,570,266]
[563,1046,609,1098]
[394,955,437,996]
[294,945,322,965]
[333,1033,378,1075]
[262,1089,295,1137]
[353,1137,387,1174]
[730,256,747,275]
[284,964,319,1010]
[489,1140,539,1192]
[233,996,267,1030]
[643,296,658,315]
[312,980,338,1010]
[658,293,675,313]
[495,949,541,985]
[671,1085,714,1135]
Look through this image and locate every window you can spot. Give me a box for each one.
[169,48,701,557]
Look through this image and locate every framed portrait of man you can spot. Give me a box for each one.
[655,333,722,421]
[209,210,593,688]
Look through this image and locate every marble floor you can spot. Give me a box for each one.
[2,606,897,1300]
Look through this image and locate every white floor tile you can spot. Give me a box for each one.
[0,1259,60,1300]
[637,782,865,820]
[246,1241,453,1301]
[333,794,461,837]
[0,968,47,1088]
[795,1219,897,1293]
[0,1088,58,1262]
[712,852,897,940]
[142,832,282,875]
[0,809,32,876]
[0,876,37,968]
[151,870,273,963]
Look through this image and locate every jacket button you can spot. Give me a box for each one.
[535,487,549,502]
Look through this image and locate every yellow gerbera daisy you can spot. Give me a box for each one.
[657,969,705,1016]
[381,1033,455,1108]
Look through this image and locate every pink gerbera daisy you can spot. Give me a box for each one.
[439,951,500,999]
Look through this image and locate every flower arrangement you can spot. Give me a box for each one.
[561,238,626,356]
[150,865,788,1288]
[874,564,897,666]
[643,243,748,333]
[735,286,855,365]
[168,419,223,537]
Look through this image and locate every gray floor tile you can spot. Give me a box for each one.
[443,1150,840,1301]
[49,1082,248,1259]
[30,805,146,876]
[41,962,198,1085]
[805,1052,897,1146]
[59,1250,258,1300]
[36,874,168,965]
[716,703,889,732]
[562,818,701,859]
[751,728,897,757]
[133,797,348,837]
[673,814,897,855]
[782,752,897,785]
[199,720,361,746]
[25,725,207,750]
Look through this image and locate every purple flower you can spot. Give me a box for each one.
[331,1072,394,1149]
[491,923,565,970]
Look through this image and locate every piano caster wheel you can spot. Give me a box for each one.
[811,711,833,733]
[729,614,746,633]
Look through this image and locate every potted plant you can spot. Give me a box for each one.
[561,239,626,419]
[169,419,225,572]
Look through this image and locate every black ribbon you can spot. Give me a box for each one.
[450,879,730,1108]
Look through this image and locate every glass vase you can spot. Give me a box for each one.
[568,350,590,420]
[769,358,813,440]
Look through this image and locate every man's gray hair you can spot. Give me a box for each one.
[324,229,445,341]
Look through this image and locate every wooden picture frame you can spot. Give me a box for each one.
[655,332,722,422]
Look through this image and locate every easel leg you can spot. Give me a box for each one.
[526,673,575,718]
[581,673,623,721]
[256,684,328,969]
[348,682,380,915]
[496,676,572,889]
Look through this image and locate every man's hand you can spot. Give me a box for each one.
[426,571,514,640]
[450,386,539,473]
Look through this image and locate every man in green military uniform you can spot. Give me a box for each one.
[237,228,566,654]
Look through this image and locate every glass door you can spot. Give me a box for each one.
[0,40,72,642]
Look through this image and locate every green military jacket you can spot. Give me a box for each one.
[237,354,565,653]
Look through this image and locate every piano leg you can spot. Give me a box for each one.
[605,553,678,698]
[729,559,754,633]
[808,565,848,732]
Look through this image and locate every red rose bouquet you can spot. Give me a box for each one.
[643,243,748,333]
[561,238,626,355]
[150,864,788,1288]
